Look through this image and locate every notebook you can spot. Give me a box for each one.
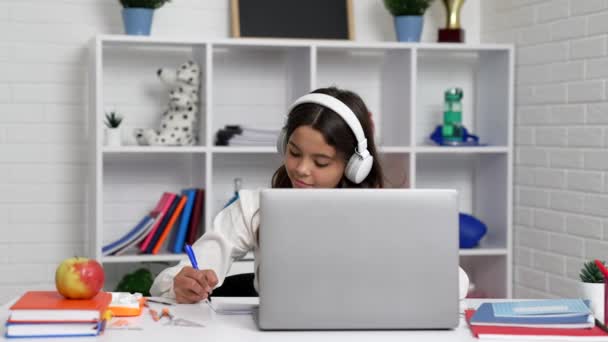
[466,310,608,341]
[471,302,594,329]
[492,299,591,318]
[5,322,101,338]
[8,291,112,323]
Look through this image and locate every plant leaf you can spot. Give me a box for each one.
[383,0,435,16]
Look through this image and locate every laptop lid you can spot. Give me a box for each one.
[257,189,460,330]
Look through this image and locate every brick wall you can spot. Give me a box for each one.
[0,0,236,305]
[482,0,608,298]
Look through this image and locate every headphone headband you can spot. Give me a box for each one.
[279,92,374,184]
[287,93,368,154]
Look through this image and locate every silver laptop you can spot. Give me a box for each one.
[257,189,460,330]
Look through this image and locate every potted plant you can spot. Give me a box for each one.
[118,0,171,36]
[115,268,155,296]
[383,0,435,42]
[104,111,123,147]
[579,260,606,321]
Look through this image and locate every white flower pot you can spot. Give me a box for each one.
[105,127,122,147]
[578,282,605,321]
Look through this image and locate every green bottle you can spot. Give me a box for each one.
[442,88,464,143]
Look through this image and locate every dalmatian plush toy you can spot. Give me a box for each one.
[134,60,200,146]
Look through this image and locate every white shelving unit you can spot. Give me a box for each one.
[88,35,513,297]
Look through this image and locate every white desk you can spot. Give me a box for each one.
[0,298,549,342]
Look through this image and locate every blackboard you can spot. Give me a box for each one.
[231,0,353,40]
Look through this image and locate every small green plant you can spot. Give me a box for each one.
[104,111,123,128]
[580,260,606,283]
[115,268,154,296]
[118,0,171,9]
[383,0,435,16]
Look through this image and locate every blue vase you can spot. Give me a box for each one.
[122,8,154,36]
[394,16,423,42]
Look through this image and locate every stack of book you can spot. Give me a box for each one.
[102,188,205,256]
[5,291,112,338]
[466,299,608,340]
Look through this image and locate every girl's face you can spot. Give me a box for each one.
[284,125,346,189]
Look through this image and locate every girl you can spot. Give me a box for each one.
[150,87,470,303]
[150,87,384,303]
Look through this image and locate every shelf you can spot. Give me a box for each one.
[96,35,512,51]
[101,250,500,263]
[379,146,413,153]
[102,252,255,264]
[415,49,512,148]
[97,35,207,46]
[211,146,276,153]
[415,146,509,154]
[459,248,508,256]
[103,146,208,154]
[91,37,513,297]
[102,254,187,263]
[101,146,509,154]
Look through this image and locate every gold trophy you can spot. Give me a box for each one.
[438,0,465,43]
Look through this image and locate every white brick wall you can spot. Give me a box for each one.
[0,0,239,305]
[483,0,608,299]
[0,0,484,305]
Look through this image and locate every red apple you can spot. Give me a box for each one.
[55,257,105,299]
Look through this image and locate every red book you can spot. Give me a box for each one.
[139,192,176,252]
[9,291,112,323]
[465,309,608,340]
[152,195,187,254]
[186,188,205,245]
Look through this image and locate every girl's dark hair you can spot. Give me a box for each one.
[271,87,384,188]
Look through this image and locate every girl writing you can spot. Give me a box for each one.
[150,87,383,303]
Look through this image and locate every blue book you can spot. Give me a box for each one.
[172,189,197,253]
[470,302,594,328]
[5,321,101,338]
[493,299,590,317]
[102,215,152,255]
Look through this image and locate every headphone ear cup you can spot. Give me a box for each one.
[276,128,287,155]
[345,154,374,184]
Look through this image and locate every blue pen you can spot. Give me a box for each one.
[184,244,211,303]
[184,244,199,270]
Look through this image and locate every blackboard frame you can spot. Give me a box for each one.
[231,0,354,40]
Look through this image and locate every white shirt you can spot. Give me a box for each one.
[150,190,261,298]
[150,189,469,300]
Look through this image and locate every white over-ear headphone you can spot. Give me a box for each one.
[276,93,374,184]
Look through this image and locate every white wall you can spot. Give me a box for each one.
[0,0,479,305]
[482,0,608,299]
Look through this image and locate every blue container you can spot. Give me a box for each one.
[394,16,423,42]
[459,213,488,248]
[122,8,154,36]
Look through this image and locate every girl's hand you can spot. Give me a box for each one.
[173,267,218,304]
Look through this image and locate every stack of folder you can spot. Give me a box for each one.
[5,291,112,338]
[102,188,205,256]
[466,299,608,340]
